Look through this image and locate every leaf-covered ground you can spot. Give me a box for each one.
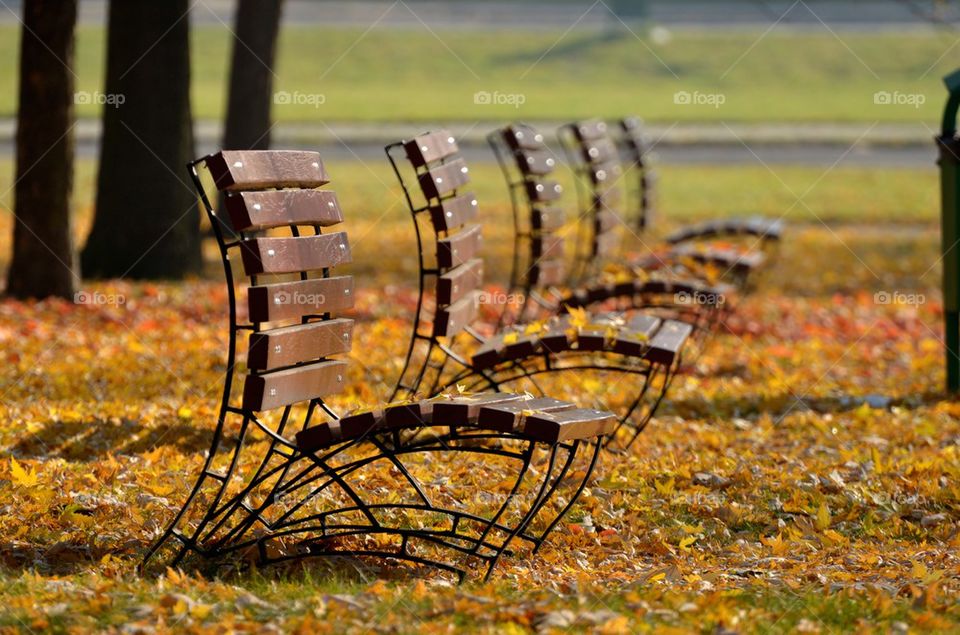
[0,210,956,633]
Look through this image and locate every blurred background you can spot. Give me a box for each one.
[0,0,955,297]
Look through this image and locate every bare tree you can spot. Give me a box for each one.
[81,0,200,279]
[7,0,80,299]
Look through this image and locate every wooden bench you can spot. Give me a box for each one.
[616,116,783,251]
[141,150,617,583]
[386,131,696,447]
[488,122,729,339]
[558,118,767,286]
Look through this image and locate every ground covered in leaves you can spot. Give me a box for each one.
[0,178,956,631]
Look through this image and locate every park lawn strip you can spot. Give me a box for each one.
[0,26,955,122]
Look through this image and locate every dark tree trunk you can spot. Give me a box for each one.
[219,0,283,222]
[223,0,283,152]
[81,0,200,279]
[6,0,80,299]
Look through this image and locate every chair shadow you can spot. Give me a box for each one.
[7,417,214,462]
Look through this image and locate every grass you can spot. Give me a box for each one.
[0,25,957,122]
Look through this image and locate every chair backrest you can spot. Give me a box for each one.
[557,119,626,279]
[198,150,354,414]
[501,123,568,284]
[384,132,490,399]
[616,116,658,232]
[402,131,485,338]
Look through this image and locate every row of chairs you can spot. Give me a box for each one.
[140,117,782,582]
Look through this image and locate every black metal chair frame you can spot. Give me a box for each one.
[139,151,612,582]
[487,123,725,349]
[613,116,782,276]
[384,136,690,447]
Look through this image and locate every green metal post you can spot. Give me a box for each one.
[938,69,960,393]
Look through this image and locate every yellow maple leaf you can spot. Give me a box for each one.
[524,321,544,335]
[678,535,697,550]
[815,501,831,531]
[9,458,37,487]
[568,306,588,329]
[654,477,674,496]
[502,332,519,345]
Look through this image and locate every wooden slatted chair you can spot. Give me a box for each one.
[385,132,694,447]
[617,116,783,253]
[140,150,618,582]
[557,119,766,288]
[488,122,729,339]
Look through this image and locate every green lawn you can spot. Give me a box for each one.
[0,25,957,122]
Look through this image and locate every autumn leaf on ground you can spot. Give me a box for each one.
[9,458,38,487]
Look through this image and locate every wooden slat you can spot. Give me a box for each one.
[405,130,459,167]
[240,232,351,275]
[592,185,622,209]
[532,206,565,231]
[432,393,523,423]
[206,150,328,192]
[581,137,619,164]
[477,397,575,433]
[532,235,565,261]
[646,320,693,365]
[613,314,662,357]
[593,228,621,258]
[248,276,354,323]
[573,120,609,141]
[429,191,479,232]
[669,244,765,271]
[518,149,557,176]
[540,316,573,353]
[504,124,546,150]
[502,331,540,360]
[589,160,622,185]
[247,318,354,371]
[437,258,484,305]
[434,292,479,337]
[530,259,566,287]
[224,190,343,232]
[594,209,620,234]
[242,359,347,411]
[383,398,439,428]
[525,180,563,203]
[620,116,643,133]
[418,158,471,199]
[665,217,783,244]
[472,333,507,368]
[523,408,617,443]
[437,224,482,268]
[295,421,343,452]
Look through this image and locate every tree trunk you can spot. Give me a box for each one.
[81,0,200,279]
[219,0,283,224]
[223,0,283,152]
[6,0,80,299]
